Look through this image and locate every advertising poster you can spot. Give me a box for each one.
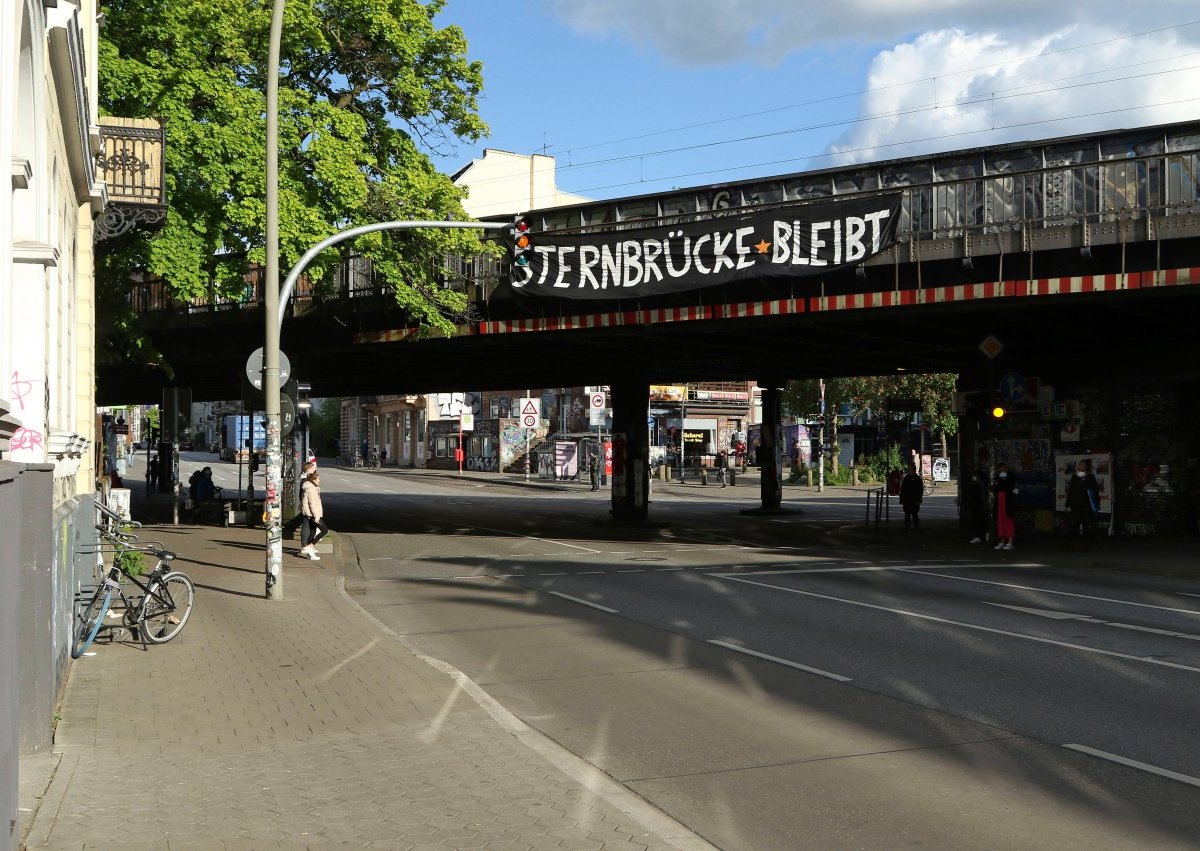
[1054,452,1114,517]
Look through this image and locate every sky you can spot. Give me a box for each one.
[429,1,1200,210]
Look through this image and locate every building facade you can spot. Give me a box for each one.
[2,1,106,846]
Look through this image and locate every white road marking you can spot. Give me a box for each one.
[548,591,618,614]
[718,575,1200,675]
[715,563,1018,577]
[707,640,852,682]
[1063,744,1200,788]
[367,557,398,561]
[989,603,1200,641]
[905,570,1200,616]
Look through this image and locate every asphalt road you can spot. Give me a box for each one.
[180,453,1200,850]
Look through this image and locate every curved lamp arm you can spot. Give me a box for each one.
[277,220,509,333]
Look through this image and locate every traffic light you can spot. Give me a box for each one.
[988,391,1006,422]
[511,215,533,267]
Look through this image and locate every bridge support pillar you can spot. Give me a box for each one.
[610,372,649,522]
[757,382,785,511]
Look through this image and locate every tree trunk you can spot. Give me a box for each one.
[939,430,948,458]
[831,417,840,475]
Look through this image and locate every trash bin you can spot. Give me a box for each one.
[886,469,903,496]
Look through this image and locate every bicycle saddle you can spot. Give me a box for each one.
[153,550,176,562]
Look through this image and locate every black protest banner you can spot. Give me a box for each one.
[511,194,902,299]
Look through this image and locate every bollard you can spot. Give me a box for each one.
[700,469,708,486]
[806,469,813,487]
[852,468,859,486]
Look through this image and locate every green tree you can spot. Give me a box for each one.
[840,373,959,458]
[306,398,341,457]
[781,378,858,474]
[97,0,490,368]
[783,373,959,473]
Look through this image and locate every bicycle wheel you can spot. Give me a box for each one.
[71,584,113,659]
[140,571,195,644]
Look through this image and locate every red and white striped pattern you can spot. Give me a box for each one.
[464,266,1200,336]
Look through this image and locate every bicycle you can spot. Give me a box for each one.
[352,451,363,469]
[73,505,195,658]
[369,449,380,470]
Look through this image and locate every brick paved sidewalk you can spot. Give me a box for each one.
[20,522,713,851]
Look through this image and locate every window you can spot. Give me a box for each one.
[616,199,658,222]
[403,411,412,445]
[583,205,613,226]
[490,397,500,417]
[542,209,581,231]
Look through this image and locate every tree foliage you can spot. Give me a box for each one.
[783,373,960,453]
[97,0,490,362]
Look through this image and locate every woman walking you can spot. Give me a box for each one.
[993,462,1018,550]
[296,461,316,558]
[299,469,328,561]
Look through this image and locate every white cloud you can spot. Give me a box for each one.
[545,1,1200,164]
[547,0,1200,67]
[827,26,1200,164]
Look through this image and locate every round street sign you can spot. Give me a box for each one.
[245,347,291,391]
[279,394,296,437]
[589,392,606,410]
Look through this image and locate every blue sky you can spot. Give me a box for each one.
[431,1,1200,207]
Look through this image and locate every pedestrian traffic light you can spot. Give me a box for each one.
[511,215,533,267]
[988,391,1006,421]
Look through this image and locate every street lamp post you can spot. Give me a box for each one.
[264,0,286,599]
[262,0,511,598]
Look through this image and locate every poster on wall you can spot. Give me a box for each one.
[989,438,1055,509]
[1055,452,1114,518]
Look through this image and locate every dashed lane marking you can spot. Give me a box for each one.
[708,640,852,682]
[548,591,618,614]
[1063,744,1200,788]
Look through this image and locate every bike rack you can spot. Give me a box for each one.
[866,487,889,528]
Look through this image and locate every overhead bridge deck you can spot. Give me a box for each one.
[99,119,1200,403]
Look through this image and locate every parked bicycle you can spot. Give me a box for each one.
[73,503,195,658]
[351,450,363,469]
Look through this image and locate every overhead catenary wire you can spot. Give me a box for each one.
[451,25,1200,208]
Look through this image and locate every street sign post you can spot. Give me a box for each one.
[458,413,475,476]
[518,397,539,430]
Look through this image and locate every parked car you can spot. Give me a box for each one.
[179,440,194,451]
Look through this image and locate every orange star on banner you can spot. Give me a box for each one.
[754,239,771,254]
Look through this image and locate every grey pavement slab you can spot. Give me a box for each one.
[21,522,713,851]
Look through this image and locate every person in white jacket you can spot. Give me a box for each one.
[299,470,328,560]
